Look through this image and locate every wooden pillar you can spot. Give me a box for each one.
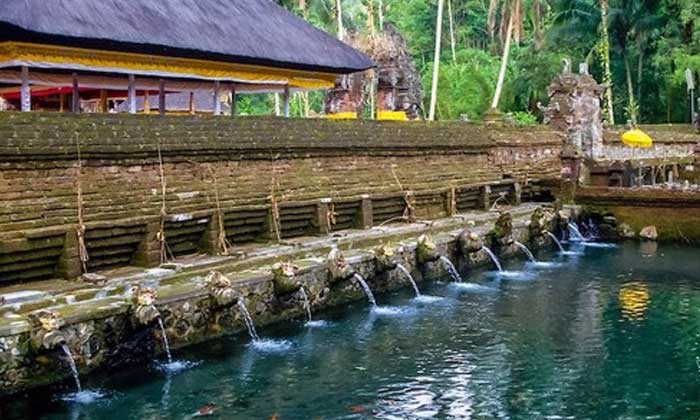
[59,93,65,113]
[317,198,332,235]
[20,66,30,112]
[479,185,491,211]
[71,73,80,113]
[158,79,166,116]
[358,194,373,229]
[144,91,151,115]
[189,92,195,115]
[99,89,108,113]
[512,182,522,206]
[127,74,136,114]
[230,85,237,117]
[283,85,290,118]
[213,81,221,116]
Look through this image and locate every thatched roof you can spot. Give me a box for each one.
[0,0,374,74]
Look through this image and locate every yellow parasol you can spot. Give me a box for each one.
[621,128,653,148]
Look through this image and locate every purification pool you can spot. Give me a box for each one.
[3,241,700,419]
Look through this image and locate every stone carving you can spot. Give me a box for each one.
[27,310,67,350]
[373,244,399,272]
[128,286,161,326]
[529,207,554,239]
[326,248,355,283]
[416,234,441,264]
[491,212,514,247]
[271,262,302,296]
[458,230,484,255]
[543,64,605,161]
[204,271,239,307]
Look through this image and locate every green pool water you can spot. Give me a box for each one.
[4,241,700,419]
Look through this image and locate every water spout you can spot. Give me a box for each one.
[513,241,537,263]
[236,300,260,341]
[157,318,173,365]
[439,256,463,282]
[353,273,377,308]
[396,264,421,297]
[568,222,586,242]
[482,246,503,272]
[61,344,82,393]
[299,287,313,323]
[546,232,566,253]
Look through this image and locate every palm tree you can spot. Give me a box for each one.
[428,0,446,120]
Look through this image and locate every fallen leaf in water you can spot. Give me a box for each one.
[269,413,279,420]
[350,406,367,413]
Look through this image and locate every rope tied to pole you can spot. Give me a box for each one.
[75,133,89,274]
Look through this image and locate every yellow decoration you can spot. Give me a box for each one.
[327,112,358,120]
[621,129,653,148]
[0,42,336,90]
[377,111,408,121]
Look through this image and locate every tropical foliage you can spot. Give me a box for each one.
[254,0,700,124]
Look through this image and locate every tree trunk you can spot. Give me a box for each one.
[624,53,636,124]
[487,0,499,40]
[378,0,384,28]
[367,0,375,34]
[636,47,643,108]
[429,0,445,121]
[448,0,457,63]
[600,0,615,124]
[491,11,513,110]
[336,0,344,40]
[299,0,308,19]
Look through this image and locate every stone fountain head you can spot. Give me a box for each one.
[326,248,355,283]
[204,271,240,307]
[271,262,302,296]
[128,286,161,326]
[373,244,399,272]
[491,212,514,247]
[528,206,554,238]
[458,230,484,255]
[416,234,441,264]
[27,310,67,350]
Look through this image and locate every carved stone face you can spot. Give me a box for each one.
[271,262,302,296]
[373,244,398,272]
[204,271,239,307]
[27,310,67,350]
[459,230,484,254]
[128,287,161,326]
[326,248,355,282]
[492,212,514,246]
[416,234,440,264]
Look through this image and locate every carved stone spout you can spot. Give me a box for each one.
[271,262,302,296]
[529,207,554,239]
[204,271,239,307]
[326,248,355,283]
[27,310,67,350]
[416,234,440,264]
[458,230,484,255]
[128,286,161,326]
[373,244,399,272]
[490,212,514,247]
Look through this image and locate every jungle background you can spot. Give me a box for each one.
[237,0,700,125]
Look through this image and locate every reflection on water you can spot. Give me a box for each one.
[4,243,700,420]
[619,281,650,321]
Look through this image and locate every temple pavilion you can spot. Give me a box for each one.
[0,0,373,115]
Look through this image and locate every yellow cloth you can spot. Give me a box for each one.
[377,111,408,121]
[327,112,358,120]
[621,129,653,148]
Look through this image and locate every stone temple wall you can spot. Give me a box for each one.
[0,113,563,284]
